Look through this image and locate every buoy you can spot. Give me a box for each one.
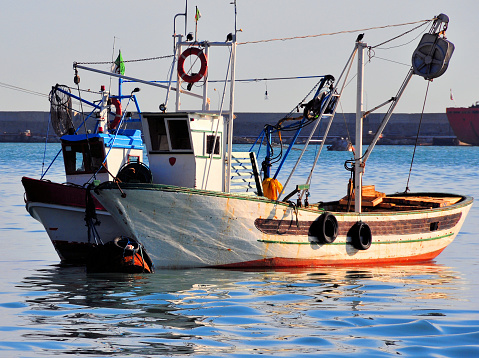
[108,97,122,130]
[177,47,208,83]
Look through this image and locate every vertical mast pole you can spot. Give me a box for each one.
[202,45,209,111]
[226,38,236,192]
[354,41,366,213]
[175,37,183,111]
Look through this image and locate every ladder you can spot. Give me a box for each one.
[229,152,262,196]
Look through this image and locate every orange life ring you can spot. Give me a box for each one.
[108,97,122,130]
[177,47,208,83]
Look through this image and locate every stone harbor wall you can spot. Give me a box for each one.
[233,112,456,145]
[0,111,456,145]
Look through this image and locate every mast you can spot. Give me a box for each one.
[225,37,237,192]
[354,40,367,213]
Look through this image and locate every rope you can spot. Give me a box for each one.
[74,70,96,181]
[405,80,431,193]
[369,20,430,49]
[0,81,48,98]
[228,75,326,83]
[75,54,174,65]
[238,19,431,45]
[41,112,51,177]
[86,93,136,184]
[85,184,103,245]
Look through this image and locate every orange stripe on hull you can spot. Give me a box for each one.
[216,247,447,268]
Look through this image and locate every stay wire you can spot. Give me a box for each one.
[74,74,96,181]
[405,80,431,193]
[369,20,431,49]
[41,113,51,177]
[238,19,432,45]
[75,54,174,65]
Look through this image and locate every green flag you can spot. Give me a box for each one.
[195,7,201,22]
[111,51,125,75]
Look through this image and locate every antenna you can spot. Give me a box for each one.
[232,0,237,35]
[173,0,188,49]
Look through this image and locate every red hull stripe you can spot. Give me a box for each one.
[22,177,106,211]
[215,248,446,268]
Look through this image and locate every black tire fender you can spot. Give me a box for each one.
[114,236,139,253]
[309,212,338,244]
[349,221,372,250]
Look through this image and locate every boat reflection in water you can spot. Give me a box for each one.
[17,262,465,355]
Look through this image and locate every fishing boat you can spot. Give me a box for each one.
[22,82,150,266]
[85,12,472,269]
[446,102,479,145]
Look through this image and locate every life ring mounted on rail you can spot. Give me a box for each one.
[177,47,208,83]
[108,97,122,130]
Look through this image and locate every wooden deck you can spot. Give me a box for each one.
[320,185,463,212]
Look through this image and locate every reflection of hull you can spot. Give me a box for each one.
[446,107,479,145]
[93,182,473,269]
[22,177,130,264]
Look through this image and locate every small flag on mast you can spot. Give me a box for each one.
[111,51,125,76]
[195,7,201,22]
[450,88,454,101]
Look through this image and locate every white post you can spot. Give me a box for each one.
[226,39,236,192]
[202,45,209,111]
[354,41,366,213]
[175,36,183,111]
[98,87,109,133]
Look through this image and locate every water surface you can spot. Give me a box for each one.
[0,143,478,357]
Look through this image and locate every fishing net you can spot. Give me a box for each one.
[49,84,74,137]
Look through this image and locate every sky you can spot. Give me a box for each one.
[1,0,478,114]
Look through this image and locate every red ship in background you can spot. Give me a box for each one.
[446,102,479,145]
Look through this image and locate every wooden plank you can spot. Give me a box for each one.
[382,196,462,208]
[339,196,383,207]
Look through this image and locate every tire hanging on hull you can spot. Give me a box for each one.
[349,221,372,250]
[309,212,338,244]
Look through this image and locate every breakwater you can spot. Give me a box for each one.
[0,111,457,145]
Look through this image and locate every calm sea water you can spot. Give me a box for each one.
[0,142,478,357]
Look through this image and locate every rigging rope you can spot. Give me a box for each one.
[74,69,96,181]
[405,80,431,193]
[238,19,432,45]
[75,54,174,66]
[0,81,48,98]
[369,20,430,49]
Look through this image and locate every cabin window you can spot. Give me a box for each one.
[430,222,439,231]
[167,119,192,150]
[206,134,220,155]
[62,139,106,175]
[147,117,169,151]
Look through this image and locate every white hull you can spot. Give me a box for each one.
[26,202,131,263]
[93,184,473,268]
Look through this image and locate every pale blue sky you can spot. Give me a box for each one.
[1,0,478,114]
